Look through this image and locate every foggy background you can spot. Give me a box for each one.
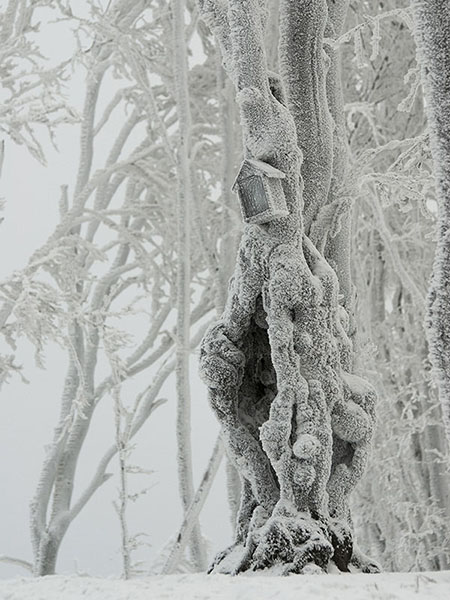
[0,3,232,578]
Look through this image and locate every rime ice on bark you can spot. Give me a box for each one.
[198,0,378,575]
[412,0,450,446]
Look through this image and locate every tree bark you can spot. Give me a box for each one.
[173,0,207,571]
[412,0,450,446]
[198,0,379,574]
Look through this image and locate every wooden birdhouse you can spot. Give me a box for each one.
[232,158,288,225]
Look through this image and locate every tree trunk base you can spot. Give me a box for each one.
[208,506,380,575]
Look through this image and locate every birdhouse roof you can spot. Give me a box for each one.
[232,158,285,191]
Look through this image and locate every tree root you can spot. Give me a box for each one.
[208,506,372,575]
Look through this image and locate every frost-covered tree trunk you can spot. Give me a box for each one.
[412,0,450,446]
[198,0,378,574]
[172,0,207,571]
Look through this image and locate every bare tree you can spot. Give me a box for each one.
[0,0,232,576]
[198,0,378,574]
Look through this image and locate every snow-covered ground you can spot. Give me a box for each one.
[1,572,449,600]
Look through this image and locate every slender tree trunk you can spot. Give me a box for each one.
[412,0,450,446]
[162,438,224,574]
[172,0,207,571]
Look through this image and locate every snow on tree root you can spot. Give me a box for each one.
[208,506,358,575]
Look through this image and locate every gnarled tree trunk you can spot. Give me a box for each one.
[198,0,379,575]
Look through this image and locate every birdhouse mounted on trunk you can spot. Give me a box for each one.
[232,158,288,225]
